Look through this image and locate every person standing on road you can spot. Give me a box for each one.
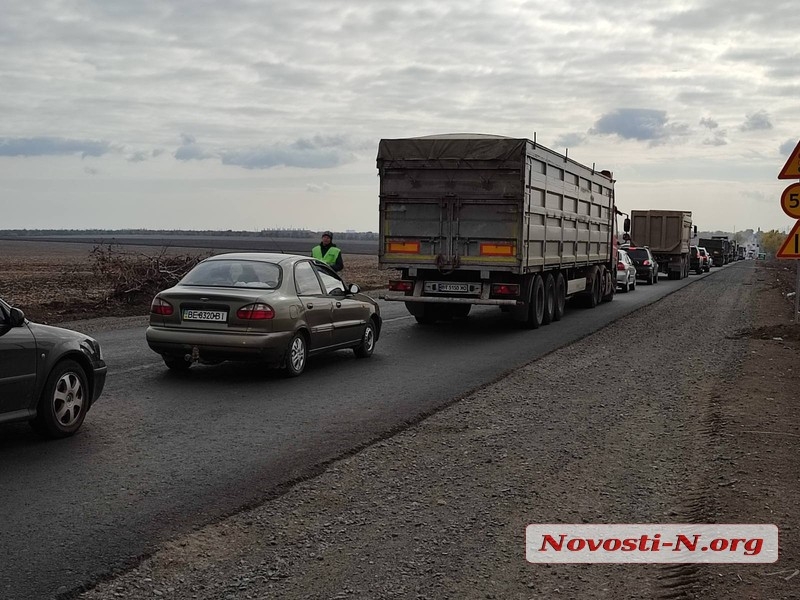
[312,230,344,272]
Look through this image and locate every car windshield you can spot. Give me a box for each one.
[624,248,649,260]
[180,259,281,289]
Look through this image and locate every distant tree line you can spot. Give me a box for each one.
[0,228,379,240]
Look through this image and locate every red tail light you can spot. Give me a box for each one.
[389,280,413,293]
[617,261,626,271]
[643,260,651,266]
[150,297,173,316]
[237,303,275,320]
[491,283,520,296]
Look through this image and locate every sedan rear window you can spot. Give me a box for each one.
[181,260,281,289]
[624,248,649,260]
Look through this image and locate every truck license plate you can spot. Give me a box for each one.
[425,282,473,293]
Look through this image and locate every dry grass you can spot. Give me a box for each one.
[0,240,397,324]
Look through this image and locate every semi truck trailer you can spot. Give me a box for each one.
[378,134,617,327]
[629,210,694,280]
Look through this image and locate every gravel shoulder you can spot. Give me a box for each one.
[76,261,799,600]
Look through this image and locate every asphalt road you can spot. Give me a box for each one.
[0,268,720,599]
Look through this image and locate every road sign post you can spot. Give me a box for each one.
[777,141,800,321]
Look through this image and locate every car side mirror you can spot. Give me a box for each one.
[623,217,630,233]
[348,283,361,295]
[9,307,26,327]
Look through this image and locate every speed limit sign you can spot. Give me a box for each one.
[780,183,800,219]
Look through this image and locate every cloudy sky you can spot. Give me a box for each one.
[2,0,798,233]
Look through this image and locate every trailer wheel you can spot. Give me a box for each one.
[523,274,545,329]
[449,304,471,319]
[414,310,437,325]
[411,303,438,325]
[601,267,614,303]
[553,273,566,321]
[585,268,600,308]
[542,274,555,325]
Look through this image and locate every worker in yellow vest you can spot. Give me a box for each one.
[312,230,344,272]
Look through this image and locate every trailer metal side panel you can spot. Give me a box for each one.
[377,135,614,274]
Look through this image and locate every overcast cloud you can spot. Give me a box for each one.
[1,0,799,232]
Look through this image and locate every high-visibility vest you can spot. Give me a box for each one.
[312,245,341,267]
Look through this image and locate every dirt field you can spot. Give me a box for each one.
[0,240,398,324]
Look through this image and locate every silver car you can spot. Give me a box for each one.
[616,248,637,293]
[146,253,381,376]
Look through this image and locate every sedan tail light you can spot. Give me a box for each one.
[151,297,174,316]
[237,303,275,320]
[643,260,651,266]
[617,261,626,271]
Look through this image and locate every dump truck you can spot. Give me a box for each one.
[377,134,617,327]
[699,237,726,267]
[629,210,694,279]
[712,235,732,264]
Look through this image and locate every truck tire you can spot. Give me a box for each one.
[601,267,614,303]
[408,302,438,324]
[553,273,566,321]
[414,308,438,324]
[542,274,555,325]
[523,274,545,329]
[586,268,600,308]
[448,304,471,319]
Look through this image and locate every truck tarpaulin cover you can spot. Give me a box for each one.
[377,136,526,163]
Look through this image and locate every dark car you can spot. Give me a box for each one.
[0,297,107,438]
[620,245,659,285]
[689,246,704,275]
[146,252,382,376]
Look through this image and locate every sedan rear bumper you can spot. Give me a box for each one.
[146,327,294,362]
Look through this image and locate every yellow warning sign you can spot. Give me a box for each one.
[776,220,800,259]
[778,140,800,179]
